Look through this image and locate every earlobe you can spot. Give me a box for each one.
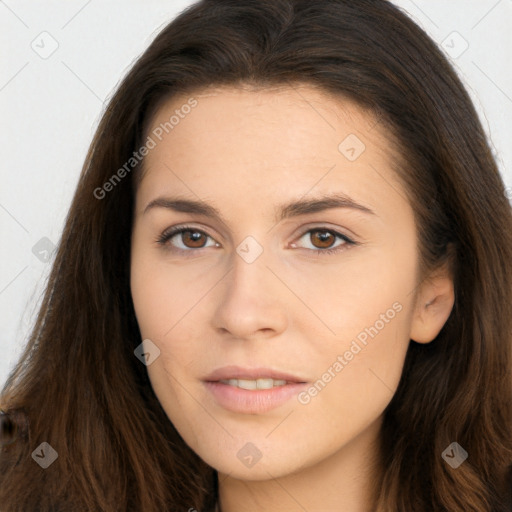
[409,266,455,344]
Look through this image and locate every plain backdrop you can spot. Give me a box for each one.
[1,0,511,387]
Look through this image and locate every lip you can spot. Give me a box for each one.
[204,365,307,383]
[204,381,308,414]
[203,365,308,414]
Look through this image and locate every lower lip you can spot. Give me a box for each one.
[204,381,308,414]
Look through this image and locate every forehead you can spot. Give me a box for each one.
[137,84,408,222]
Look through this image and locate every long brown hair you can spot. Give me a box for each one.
[1,0,511,510]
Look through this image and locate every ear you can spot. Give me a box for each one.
[409,259,455,344]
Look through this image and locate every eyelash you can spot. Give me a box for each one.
[155,224,357,258]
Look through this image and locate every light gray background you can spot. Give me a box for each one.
[1,0,511,387]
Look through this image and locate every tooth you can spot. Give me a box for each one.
[256,378,274,389]
[218,378,290,389]
[237,379,258,390]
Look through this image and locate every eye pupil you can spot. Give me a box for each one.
[312,230,334,248]
[184,230,206,247]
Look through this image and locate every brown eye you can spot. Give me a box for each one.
[309,229,336,249]
[156,225,218,253]
[180,230,208,248]
[291,228,355,256]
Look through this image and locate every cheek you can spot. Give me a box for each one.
[286,243,416,345]
[305,306,409,406]
[339,315,408,400]
[294,248,416,415]
[140,324,201,437]
[289,308,410,468]
[130,244,220,340]
[130,249,202,400]
[145,360,203,451]
[130,258,186,339]
[130,241,159,334]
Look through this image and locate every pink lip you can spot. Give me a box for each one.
[204,365,307,383]
[203,365,308,414]
[204,381,307,414]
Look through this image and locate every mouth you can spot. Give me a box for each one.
[203,366,308,414]
[217,377,290,390]
[204,365,307,384]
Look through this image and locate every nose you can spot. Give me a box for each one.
[211,244,288,341]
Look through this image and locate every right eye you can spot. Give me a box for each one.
[156,224,220,254]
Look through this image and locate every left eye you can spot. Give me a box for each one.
[156,226,355,256]
[292,228,355,255]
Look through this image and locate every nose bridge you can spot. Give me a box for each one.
[227,232,271,301]
[212,232,287,338]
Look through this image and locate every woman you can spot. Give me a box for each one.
[1,0,511,510]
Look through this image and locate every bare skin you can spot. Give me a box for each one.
[130,84,454,512]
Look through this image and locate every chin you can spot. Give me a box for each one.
[189,434,317,481]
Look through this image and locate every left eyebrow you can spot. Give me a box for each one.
[142,192,377,225]
[276,193,377,221]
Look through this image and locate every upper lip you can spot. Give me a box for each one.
[204,365,307,383]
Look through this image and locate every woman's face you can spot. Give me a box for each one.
[130,85,424,480]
